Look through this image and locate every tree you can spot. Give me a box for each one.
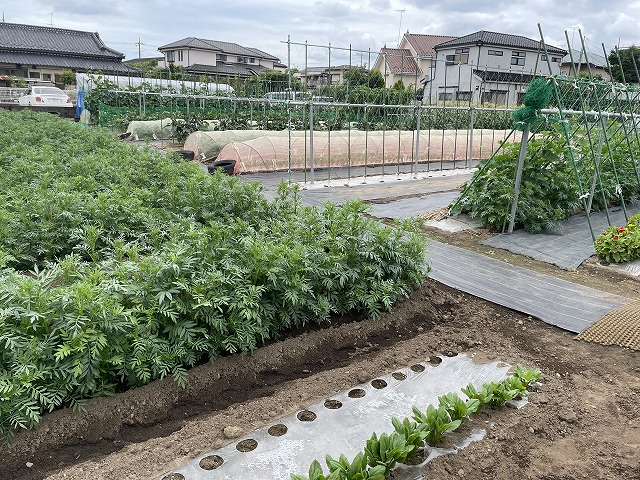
[252,69,302,95]
[60,70,76,87]
[343,67,385,88]
[608,46,640,83]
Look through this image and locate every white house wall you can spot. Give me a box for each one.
[427,45,563,104]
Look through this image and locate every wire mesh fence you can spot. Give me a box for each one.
[82,37,557,183]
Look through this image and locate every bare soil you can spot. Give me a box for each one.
[1,233,639,480]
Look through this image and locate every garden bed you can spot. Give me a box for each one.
[2,278,638,480]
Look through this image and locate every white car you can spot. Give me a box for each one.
[18,86,73,107]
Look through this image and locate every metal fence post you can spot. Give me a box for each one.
[507,123,530,234]
[309,103,315,185]
[466,106,476,168]
[413,103,421,178]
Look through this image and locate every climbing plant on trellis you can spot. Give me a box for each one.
[451,27,640,241]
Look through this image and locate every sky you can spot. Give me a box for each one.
[3,0,640,68]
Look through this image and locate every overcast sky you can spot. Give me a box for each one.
[4,1,640,67]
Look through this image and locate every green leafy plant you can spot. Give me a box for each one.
[438,392,481,421]
[391,416,428,450]
[0,109,428,443]
[364,431,415,473]
[172,113,209,142]
[513,365,542,388]
[291,459,335,480]
[595,213,640,263]
[411,404,462,446]
[326,452,386,480]
[293,369,541,480]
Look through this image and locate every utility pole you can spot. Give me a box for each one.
[395,9,405,47]
[48,12,53,27]
[136,38,142,59]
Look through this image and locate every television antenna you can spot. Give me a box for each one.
[395,9,405,47]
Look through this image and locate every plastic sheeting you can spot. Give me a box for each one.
[156,354,511,480]
[184,130,281,160]
[75,73,233,94]
[126,118,175,140]
[216,129,517,173]
[125,119,220,141]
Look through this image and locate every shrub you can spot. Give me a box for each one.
[595,213,640,263]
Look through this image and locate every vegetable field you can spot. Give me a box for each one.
[0,110,428,442]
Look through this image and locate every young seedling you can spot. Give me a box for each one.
[391,416,428,451]
[438,392,481,421]
[513,365,542,388]
[326,452,386,480]
[412,404,462,446]
[364,431,415,473]
[291,459,334,480]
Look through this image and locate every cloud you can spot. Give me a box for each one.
[4,1,640,67]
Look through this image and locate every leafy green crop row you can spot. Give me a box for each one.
[452,123,640,233]
[292,366,541,480]
[0,110,428,442]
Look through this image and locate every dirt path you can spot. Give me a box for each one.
[2,270,638,480]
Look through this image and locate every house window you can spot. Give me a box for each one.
[551,56,562,63]
[249,57,255,63]
[29,71,40,79]
[446,47,469,65]
[488,50,503,56]
[238,56,248,63]
[166,50,175,62]
[511,51,526,66]
[438,92,454,101]
[540,55,547,61]
[177,50,184,62]
[456,91,472,101]
[42,73,52,81]
[216,54,227,62]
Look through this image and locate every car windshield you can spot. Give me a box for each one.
[33,87,65,95]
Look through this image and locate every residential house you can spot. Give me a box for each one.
[157,37,281,80]
[372,33,457,88]
[0,22,135,85]
[560,49,611,81]
[298,64,351,90]
[429,31,566,105]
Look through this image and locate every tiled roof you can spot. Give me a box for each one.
[159,37,279,61]
[405,34,457,57]
[435,31,566,55]
[0,22,124,58]
[562,49,607,68]
[300,65,352,74]
[473,69,536,84]
[380,48,422,74]
[186,63,268,77]
[0,51,135,73]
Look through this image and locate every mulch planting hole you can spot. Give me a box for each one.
[199,455,224,470]
[162,474,185,480]
[297,410,317,422]
[371,379,388,389]
[267,424,288,436]
[392,372,407,380]
[324,399,343,409]
[348,388,366,398]
[236,439,258,452]
[410,364,426,372]
[428,356,443,365]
